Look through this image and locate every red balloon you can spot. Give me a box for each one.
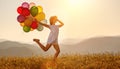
[21,8,30,16]
[30,21,38,29]
[17,6,23,14]
[17,15,26,23]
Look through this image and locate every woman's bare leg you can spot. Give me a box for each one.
[53,44,60,61]
[33,39,52,51]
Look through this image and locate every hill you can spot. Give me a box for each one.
[0,41,42,57]
[0,36,120,57]
[60,36,120,54]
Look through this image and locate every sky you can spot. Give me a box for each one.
[0,0,120,43]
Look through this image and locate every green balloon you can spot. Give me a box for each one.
[23,26,30,32]
[37,24,44,31]
[30,6,38,17]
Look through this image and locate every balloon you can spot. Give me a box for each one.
[29,2,36,8]
[17,6,23,14]
[37,24,44,31]
[20,22,25,27]
[17,15,25,23]
[23,26,30,32]
[35,12,45,22]
[30,6,38,17]
[30,21,38,29]
[37,6,43,13]
[30,28,34,31]
[24,16,33,26]
[22,2,29,8]
[21,8,30,16]
[17,2,46,32]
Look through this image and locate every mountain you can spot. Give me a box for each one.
[0,40,56,57]
[0,36,120,57]
[0,47,33,56]
[0,41,43,57]
[60,38,82,45]
[60,36,120,54]
[0,39,6,42]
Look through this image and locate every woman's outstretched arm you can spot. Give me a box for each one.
[57,19,64,27]
[39,22,49,28]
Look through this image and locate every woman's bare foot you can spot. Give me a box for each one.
[33,39,40,43]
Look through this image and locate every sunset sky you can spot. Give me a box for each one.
[0,0,120,43]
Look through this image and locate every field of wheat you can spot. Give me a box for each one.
[0,53,120,69]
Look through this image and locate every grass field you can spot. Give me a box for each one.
[0,53,120,69]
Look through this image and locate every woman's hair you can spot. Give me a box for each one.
[49,16,57,25]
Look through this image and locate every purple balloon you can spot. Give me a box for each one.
[22,2,29,8]
[17,15,25,23]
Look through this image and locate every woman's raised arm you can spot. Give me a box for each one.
[57,19,64,27]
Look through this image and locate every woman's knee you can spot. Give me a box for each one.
[56,50,60,54]
[44,48,48,51]
[44,44,52,51]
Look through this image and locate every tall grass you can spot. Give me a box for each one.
[0,53,120,69]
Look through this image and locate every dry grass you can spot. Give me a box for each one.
[0,53,120,69]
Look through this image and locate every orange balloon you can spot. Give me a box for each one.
[20,23,25,27]
[24,16,33,26]
[30,28,34,31]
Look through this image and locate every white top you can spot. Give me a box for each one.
[47,25,59,44]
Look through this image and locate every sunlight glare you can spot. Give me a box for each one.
[69,0,86,6]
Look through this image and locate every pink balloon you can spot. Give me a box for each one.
[29,2,36,8]
[22,2,29,8]
[17,15,26,23]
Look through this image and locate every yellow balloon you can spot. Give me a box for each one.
[37,6,43,13]
[35,12,45,22]
[24,17,33,26]
[20,23,25,27]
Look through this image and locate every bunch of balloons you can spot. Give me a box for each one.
[17,2,46,32]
